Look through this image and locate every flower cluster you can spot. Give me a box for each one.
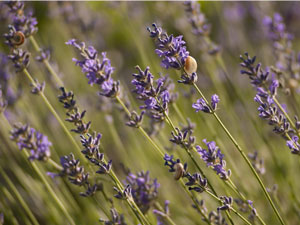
[7,48,30,72]
[35,49,51,62]
[114,184,132,200]
[263,13,300,94]
[240,53,300,154]
[48,153,104,198]
[217,196,233,211]
[131,66,177,132]
[196,140,231,180]
[124,171,160,213]
[170,126,196,150]
[66,39,120,98]
[5,2,38,38]
[192,94,220,113]
[10,123,51,161]
[30,79,45,95]
[164,154,207,192]
[80,133,112,174]
[58,153,89,186]
[147,23,189,70]
[184,1,220,55]
[132,66,171,111]
[58,87,91,134]
[126,110,145,128]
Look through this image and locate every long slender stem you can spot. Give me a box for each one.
[23,69,84,161]
[115,95,235,225]
[192,83,286,225]
[1,114,76,225]
[0,169,40,225]
[23,61,150,225]
[108,169,150,225]
[273,97,300,137]
[154,97,236,225]
[29,36,64,87]
[227,179,266,225]
[178,180,212,225]
[154,97,219,195]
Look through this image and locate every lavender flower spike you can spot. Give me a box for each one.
[10,123,51,161]
[124,171,160,213]
[211,94,220,111]
[192,94,220,113]
[147,23,189,70]
[286,136,300,155]
[196,139,231,180]
[66,39,119,98]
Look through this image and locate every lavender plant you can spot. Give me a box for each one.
[1,2,300,225]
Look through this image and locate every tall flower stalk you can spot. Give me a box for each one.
[0,114,76,225]
[148,23,285,225]
[57,87,151,225]
[67,39,232,224]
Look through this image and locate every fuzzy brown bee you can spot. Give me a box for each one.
[12,31,25,46]
[173,163,185,180]
[184,56,197,74]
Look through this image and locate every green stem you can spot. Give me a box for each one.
[0,169,40,225]
[48,158,63,170]
[23,69,84,161]
[192,83,286,225]
[29,36,64,87]
[108,169,151,225]
[205,190,252,225]
[1,114,76,225]
[154,97,219,196]
[227,179,266,225]
[273,97,300,137]
[115,96,221,224]
[179,180,212,225]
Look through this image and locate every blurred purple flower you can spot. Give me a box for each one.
[10,123,51,161]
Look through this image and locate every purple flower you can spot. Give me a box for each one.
[192,98,210,113]
[148,23,189,70]
[263,13,289,42]
[8,48,30,72]
[269,79,279,96]
[131,66,176,125]
[286,136,300,155]
[10,123,51,161]
[5,2,38,38]
[67,39,119,98]
[211,94,220,111]
[12,11,38,37]
[59,153,89,186]
[124,171,160,213]
[218,196,233,211]
[240,53,297,154]
[196,139,231,180]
